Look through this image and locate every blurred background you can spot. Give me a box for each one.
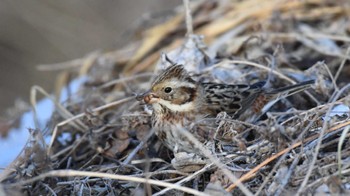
[0,0,180,116]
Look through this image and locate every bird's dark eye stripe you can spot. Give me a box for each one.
[179,87,197,105]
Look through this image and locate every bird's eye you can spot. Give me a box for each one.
[164,87,172,93]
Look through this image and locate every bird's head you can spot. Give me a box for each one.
[140,64,198,113]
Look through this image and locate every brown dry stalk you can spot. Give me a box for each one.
[8,170,209,196]
[225,120,350,192]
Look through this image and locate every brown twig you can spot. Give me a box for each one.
[225,119,350,192]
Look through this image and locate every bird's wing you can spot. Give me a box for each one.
[201,82,264,117]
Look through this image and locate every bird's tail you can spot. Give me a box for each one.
[266,80,314,95]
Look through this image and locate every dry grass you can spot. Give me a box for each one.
[1,0,350,195]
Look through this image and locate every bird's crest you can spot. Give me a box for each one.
[152,64,195,86]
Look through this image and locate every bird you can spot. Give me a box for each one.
[138,64,314,153]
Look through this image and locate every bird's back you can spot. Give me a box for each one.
[200,82,265,118]
[200,80,314,119]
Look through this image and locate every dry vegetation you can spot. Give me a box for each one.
[1,0,350,195]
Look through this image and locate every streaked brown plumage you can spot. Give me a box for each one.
[139,64,313,153]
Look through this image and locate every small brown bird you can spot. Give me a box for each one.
[139,64,313,153]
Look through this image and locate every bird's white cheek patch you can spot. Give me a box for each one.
[158,99,194,112]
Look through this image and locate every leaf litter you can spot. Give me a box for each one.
[1,0,350,195]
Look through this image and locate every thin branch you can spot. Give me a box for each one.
[9,170,209,196]
[183,0,193,35]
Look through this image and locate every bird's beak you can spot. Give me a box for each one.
[136,91,159,104]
